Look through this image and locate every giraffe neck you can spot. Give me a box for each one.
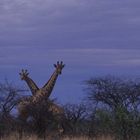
[42,70,59,97]
[24,77,38,95]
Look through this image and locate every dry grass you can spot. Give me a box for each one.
[0,133,114,140]
[63,135,113,140]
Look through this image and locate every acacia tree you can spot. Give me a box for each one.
[85,76,140,139]
[0,81,24,118]
[63,103,87,135]
[85,76,140,111]
[29,99,61,136]
[0,81,26,135]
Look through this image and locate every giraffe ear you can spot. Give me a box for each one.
[60,61,63,65]
[54,64,57,68]
[62,64,65,68]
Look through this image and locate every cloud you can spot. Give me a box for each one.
[1,0,140,103]
[0,0,140,48]
[1,48,140,69]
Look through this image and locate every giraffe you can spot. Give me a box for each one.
[18,61,65,132]
[19,69,39,96]
[19,61,65,99]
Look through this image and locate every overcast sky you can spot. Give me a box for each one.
[0,0,140,103]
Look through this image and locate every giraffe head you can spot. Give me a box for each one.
[54,61,65,75]
[19,69,29,80]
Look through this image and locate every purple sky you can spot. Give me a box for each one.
[1,0,140,103]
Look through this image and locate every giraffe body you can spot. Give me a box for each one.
[18,97,64,121]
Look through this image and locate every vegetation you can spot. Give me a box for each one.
[1,76,140,140]
[0,133,114,140]
[85,76,140,140]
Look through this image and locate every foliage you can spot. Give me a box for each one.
[0,81,22,115]
[63,103,88,135]
[1,76,140,139]
[0,81,26,135]
[85,76,140,139]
